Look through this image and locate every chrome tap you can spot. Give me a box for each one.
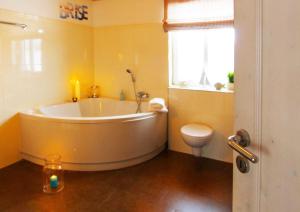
[136,91,150,113]
[137,91,149,99]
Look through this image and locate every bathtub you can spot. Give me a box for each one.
[20,98,167,171]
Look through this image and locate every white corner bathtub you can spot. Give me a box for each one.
[20,98,167,171]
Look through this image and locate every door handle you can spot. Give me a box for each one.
[228,130,258,163]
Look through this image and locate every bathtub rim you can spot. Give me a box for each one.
[19,111,157,124]
[19,98,161,124]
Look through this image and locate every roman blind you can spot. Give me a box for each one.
[163,0,234,31]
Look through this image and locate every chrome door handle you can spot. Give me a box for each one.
[228,138,258,163]
[228,130,258,163]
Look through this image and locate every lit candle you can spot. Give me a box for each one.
[74,80,80,100]
[50,175,58,189]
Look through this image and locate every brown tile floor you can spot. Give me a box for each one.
[0,150,232,212]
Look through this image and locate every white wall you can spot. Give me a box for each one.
[0,0,93,25]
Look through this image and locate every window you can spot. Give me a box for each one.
[170,28,234,87]
[164,0,234,89]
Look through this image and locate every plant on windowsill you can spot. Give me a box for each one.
[227,72,234,91]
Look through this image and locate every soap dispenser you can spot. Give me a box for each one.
[120,90,126,101]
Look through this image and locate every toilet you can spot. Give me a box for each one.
[180,124,213,157]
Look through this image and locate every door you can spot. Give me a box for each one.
[234,0,261,211]
[234,0,300,211]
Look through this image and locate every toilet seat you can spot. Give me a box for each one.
[180,124,213,157]
[181,124,213,140]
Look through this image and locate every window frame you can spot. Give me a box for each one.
[168,26,235,91]
[165,0,235,92]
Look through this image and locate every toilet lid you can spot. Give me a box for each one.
[181,124,213,138]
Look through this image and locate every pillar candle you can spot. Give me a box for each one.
[50,175,58,189]
[74,80,80,100]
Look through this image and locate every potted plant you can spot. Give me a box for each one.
[227,72,234,91]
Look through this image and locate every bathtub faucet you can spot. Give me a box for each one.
[126,69,150,113]
[136,91,149,113]
[137,91,149,99]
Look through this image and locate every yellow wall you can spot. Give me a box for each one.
[94,24,168,100]
[0,9,94,167]
[169,89,234,163]
[92,0,163,27]
[93,0,234,162]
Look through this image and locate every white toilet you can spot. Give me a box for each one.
[180,124,214,157]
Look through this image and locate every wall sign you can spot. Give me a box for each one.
[59,2,88,21]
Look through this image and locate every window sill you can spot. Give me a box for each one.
[169,85,234,94]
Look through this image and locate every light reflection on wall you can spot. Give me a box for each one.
[11,39,43,72]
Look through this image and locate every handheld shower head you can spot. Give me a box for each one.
[126,69,136,82]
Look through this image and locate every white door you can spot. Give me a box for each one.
[233,0,300,211]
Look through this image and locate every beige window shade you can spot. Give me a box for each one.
[163,0,234,31]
